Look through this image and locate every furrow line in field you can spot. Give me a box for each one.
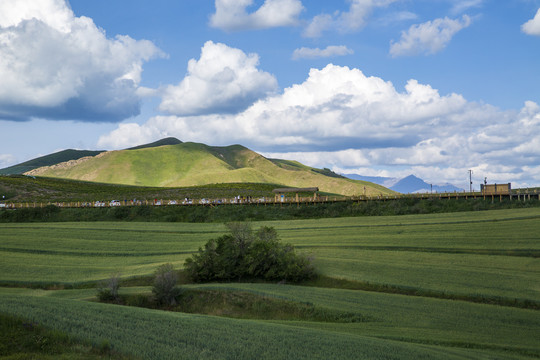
[0,247,196,257]
[296,245,540,257]
[277,214,540,231]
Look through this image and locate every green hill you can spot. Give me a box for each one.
[24,141,393,196]
[0,149,105,175]
[126,137,183,150]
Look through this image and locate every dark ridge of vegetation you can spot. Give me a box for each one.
[100,289,370,324]
[304,276,540,310]
[0,313,133,359]
[185,223,317,283]
[1,196,539,223]
[300,245,540,258]
[0,175,281,202]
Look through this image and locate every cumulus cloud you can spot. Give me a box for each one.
[304,0,396,38]
[158,41,278,116]
[98,64,540,187]
[292,45,354,60]
[0,0,163,122]
[100,63,469,150]
[210,0,304,31]
[390,15,471,57]
[521,8,540,36]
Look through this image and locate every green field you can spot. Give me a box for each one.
[1,208,539,358]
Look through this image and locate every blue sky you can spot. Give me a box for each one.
[1,0,539,189]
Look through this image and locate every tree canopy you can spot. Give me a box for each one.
[184,223,316,283]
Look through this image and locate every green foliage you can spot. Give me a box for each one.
[184,223,317,283]
[152,263,181,306]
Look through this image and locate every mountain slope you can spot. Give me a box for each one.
[126,137,182,150]
[0,149,105,175]
[24,142,394,196]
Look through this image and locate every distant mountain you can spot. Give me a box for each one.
[0,149,105,175]
[21,140,395,196]
[342,173,463,194]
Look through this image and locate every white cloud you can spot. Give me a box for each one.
[379,11,418,26]
[0,0,163,122]
[210,0,304,31]
[390,15,471,57]
[98,64,540,187]
[0,154,16,168]
[521,8,540,36]
[304,0,396,38]
[303,14,333,38]
[158,41,278,116]
[292,45,354,60]
[450,0,483,15]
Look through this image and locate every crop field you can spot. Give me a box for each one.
[0,208,539,358]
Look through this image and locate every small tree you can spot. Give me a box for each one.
[97,273,121,302]
[152,263,180,306]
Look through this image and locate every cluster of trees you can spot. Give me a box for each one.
[98,223,316,306]
[184,223,317,283]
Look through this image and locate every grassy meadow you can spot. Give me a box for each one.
[0,208,539,358]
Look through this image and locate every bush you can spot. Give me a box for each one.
[152,263,181,306]
[184,223,317,283]
[96,274,120,302]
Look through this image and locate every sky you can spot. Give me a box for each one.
[1,0,539,189]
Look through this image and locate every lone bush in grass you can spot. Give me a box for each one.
[152,263,180,306]
[184,222,317,283]
[97,273,120,302]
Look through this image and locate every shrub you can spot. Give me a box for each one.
[97,273,120,302]
[184,223,317,283]
[152,263,180,306]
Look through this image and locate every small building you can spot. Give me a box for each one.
[481,183,511,195]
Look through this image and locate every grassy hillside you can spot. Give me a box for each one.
[26,142,393,196]
[0,209,538,358]
[126,137,182,150]
[0,149,104,175]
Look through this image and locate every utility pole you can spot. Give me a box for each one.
[468,170,473,192]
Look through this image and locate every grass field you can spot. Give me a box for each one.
[0,208,539,358]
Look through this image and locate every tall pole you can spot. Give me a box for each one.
[468,170,473,192]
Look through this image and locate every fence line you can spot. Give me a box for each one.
[1,190,538,209]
